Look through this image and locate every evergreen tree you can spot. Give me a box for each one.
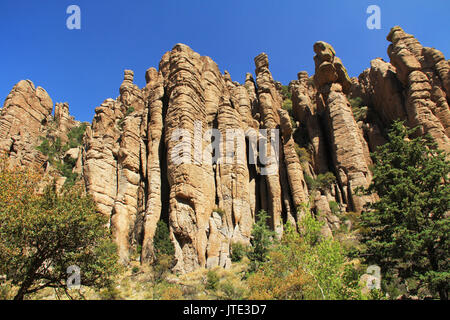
[248,210,276,273]
[360,121,449,300]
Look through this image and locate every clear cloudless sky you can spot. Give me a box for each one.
[0,0,449,122]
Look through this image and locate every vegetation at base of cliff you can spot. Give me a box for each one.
[359,120,449,300]
[0,159,119,300]
[248,210,276,273]
[230,242,249,262]
[247,207,367,300]
[153,220,175,260]
[2,121,448,300]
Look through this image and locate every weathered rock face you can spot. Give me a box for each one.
[2,26,449,273]
[313,41,374,213]
[349,26,450,154]
[0,80,53,167]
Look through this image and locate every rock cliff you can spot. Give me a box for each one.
[1,26,448,273]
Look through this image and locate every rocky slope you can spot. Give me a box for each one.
[0,26,448,273]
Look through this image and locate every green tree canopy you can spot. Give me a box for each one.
[0,159,119,300]
[360,121,449,300]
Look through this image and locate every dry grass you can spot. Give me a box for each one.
[13,259,250,300]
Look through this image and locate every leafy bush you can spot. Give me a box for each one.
[36,123,87,186]
[349,97,368,122]
[212,207,226,217]
[231,242,248,262]
[152,254,174,283]
[218,280,246,300]
[329,201,340,215]
[206,270,220,291]
[132,266,140,274]
[67,123,87,148]
[305,172,336,192]
[98,285,123,300]
[247,207,366,300]
[280,85,292,100]
[294,144,311,163]
[153,220,175,259]
[117,107,136,128]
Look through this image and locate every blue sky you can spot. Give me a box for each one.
[0,0,449,123]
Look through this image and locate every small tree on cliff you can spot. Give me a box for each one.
[360,121,449,300]
[0,158,119,300]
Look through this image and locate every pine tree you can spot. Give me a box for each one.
[360,121,449,300]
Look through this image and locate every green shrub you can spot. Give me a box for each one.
[36,123,87,186]
[280,85,292,100]
[231,242,248,262]
[349,97,368,121]
[212,207,226,217]
[132,266,140,274]
[248,210,276,273]
[206,270,220,291]
[125,106,135,116]
[67,123,87,148]
[247,207,366,300]
[99,285,123,300]
[0,165,119,300]
[218,280,246,300]
[152,254,174,283]
[329,201,340,215]
[295,144,311,163]
[305,172,336,192]
[154,220,175,259]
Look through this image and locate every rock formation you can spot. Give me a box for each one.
[1,26,448,274]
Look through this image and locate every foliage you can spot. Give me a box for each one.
[294,144,311,163]
[206,270,220,291]
[212,207,226,217]
[151,221,175,283]
[153,220,175,259]
[152,254,175,283]
[282,98,293,113]
[329,201,340,215]
[349,97,368,122]
[247,207,366,300]
[0,160,119,300]
[280,85,292,100]
[305,172,336,192]
[125,106,135,117]
[36,123,87,186]
[217,280,246,300]
[247,210,276,273]
[360,121,450,300]
[231,242,248,262]
[117,107,136,128]
[67,123,87,149]
[98,284,123,300]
